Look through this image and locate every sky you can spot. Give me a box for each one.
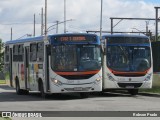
[0,0,160,42]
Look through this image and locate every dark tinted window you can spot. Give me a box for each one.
[30,43,37,61]
[106,37,149,44]
[5,46,9,62]
[30,42,44,62]
[37,42,44,62]
[13,44,24,62]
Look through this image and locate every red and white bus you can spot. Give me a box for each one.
[102,34,153,95]
[4,33,102,98]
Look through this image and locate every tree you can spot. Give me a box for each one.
[0,39,4,71]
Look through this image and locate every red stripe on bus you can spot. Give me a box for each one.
[108,68,151,75]
[55,70,100,76]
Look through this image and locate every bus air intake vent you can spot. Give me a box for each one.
[113,73,146,77]
[118,83,142,88]
[61,74,95,80]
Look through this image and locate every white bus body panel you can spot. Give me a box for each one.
[49,68,102,93]
[28,63,44,91]
[12,62,26,89]
[103,68,153,89]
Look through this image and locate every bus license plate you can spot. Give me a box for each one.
[126,86,134,89]
[74,87,83,91]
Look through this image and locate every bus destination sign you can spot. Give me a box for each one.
[59,36,86,42]
[53,35,96,43]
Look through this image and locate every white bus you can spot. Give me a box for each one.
[102,34,153,95]
[4,33,102,98]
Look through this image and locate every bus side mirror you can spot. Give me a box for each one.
[101,39,106,55]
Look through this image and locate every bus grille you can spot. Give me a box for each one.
[61,74,95,80]
[114,74,146,77]
[118,83,142,88]
[64,87,91,91]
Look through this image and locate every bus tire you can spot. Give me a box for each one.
[15,80,23,95]
[23,90,29,95]
[128,89,139,96]
[80,92,89,98]
[39,81,47,99]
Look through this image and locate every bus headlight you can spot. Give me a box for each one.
[93,77,101,84]
[144,74,152,81]
[96,78,101,82]
[107,73,115,81]
[51,78,62,86]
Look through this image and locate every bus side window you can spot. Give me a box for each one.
[30,43,37,62]
[13,45,19,62]
[5,46,9,62]
[37,42,44,62]
[18,45,24,62]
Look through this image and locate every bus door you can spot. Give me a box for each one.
[45,45,50,92]
[24,47,30,89]
[9,48,13,87]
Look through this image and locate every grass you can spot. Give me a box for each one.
[139,87,160,93]
[0,80,6,84]
[0,114,12,120]
[0,118,12,120]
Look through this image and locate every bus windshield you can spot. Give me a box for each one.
[51,45,101,72]
[107,45,151,72]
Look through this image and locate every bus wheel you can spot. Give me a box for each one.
[15,80,23,95]
[128,89,139,96]
[80,93,89,98]
[40,81,47,99]
[23,90,29,95]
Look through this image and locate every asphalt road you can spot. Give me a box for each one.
[0,84,160,120]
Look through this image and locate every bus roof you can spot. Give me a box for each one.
[50,33,97,37]
[102,34,149,39]
[5,36,44,45]
[5,33,98,45]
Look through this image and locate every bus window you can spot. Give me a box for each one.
[5,46,9,62]
[37,42,44,62]
[13,45,19,62]
[30,43,37,62]
[51,45,77,71]
[18,45,24,62]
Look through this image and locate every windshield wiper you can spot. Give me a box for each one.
[118,45,129,63]
[60,42,67,46]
